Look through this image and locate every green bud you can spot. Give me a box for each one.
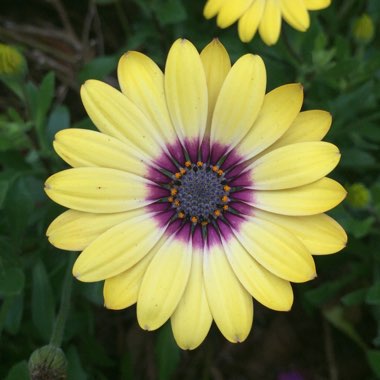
[353,14,375,44]
[346,183,371,208]
[28,345,67,380]
[0,44,27,78]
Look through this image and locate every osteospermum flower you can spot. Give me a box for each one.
[45,39,347,349]
[204,0,331,45]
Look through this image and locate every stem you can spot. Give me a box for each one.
[49,255,75,347]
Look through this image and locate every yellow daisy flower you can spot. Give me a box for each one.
[204,0,331,45]
[45,39,347,350]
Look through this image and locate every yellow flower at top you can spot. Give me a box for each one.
[204,0,331,45]
[45,39,346,350]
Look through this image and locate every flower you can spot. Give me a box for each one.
[204,0,331,45]
[45,39,347,349]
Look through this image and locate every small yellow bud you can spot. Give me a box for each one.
[353,14,375,44]
[28,345,67,380]
[346,183,371,208]
[0,44,26,77]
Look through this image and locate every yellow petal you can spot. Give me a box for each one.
[165,39,208,142]
[250,142,340,190]
[211,54,266,149]
[216,0,252,28]
[171,249,212,350]
[253,177,347,216]
[47,209,132,251]
[235,217,316,282]
[254,209,347,255]
[204,0,226,19]
[224,236,293,311]
[204,243,253,343]
[80,80,161,157]
[53,129,148,175]
[73,211,164,282]
[200,39,231,132]
[117,51,176,144]
[281,0,310,31]
[103,240,162,310]
[259,0,282,45]
[259,110,332,155]
[137,237,192,330]
[44,167,150,213]
[304,0,331,10]
[238,0,265,42]
[237,84,303,159]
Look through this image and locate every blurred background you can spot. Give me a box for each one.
[0,0,380,379]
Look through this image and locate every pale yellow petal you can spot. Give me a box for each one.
[238,0,265,43]
[165,39,208,142]
[237,84,303,159]
[53,129,148,175]
[204,0,226,19]
[204,243,253,343]
[259,110,332,155]
[224,236,293,311]
[47,209,132,251]
[137,238,192,330]
[216,0,253,28]
[259,0,282,45]
[304,0,331,10]
[200,39,231,132]
[281,0,310,31]
[211,54,266,149]
[73,211,164,282]
[80,80,161,157]
[250,142,340,190]
[253,177,347,216]
[44,167,150,214]
[171,249,212,350]
[117,51,176,144]
[235,217,316,283]
[103,239,163,310]
[254,209,347,255]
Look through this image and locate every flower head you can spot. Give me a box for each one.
[204,0,331,45]
[0,43,26,77]
[45,39,346,349]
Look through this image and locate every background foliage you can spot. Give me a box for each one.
[1,0,380,379]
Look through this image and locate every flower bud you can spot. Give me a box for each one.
[0,44,27,78]
[346,183,371,208]
[28,344,67,380]
[353,14,375,44]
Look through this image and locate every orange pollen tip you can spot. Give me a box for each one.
[175,172,182,179]
[201,221,208,226]
[185,161,192,167]
[174,200,180,207]
[223,185,231,192]
[223,205,229,211]
[212,165,219,172]
[221,195,229,203]
[191,216,198,223]
[170,188,178,196]
[214,209,221,217]
[178,211,185,219]
[197,161,203,167]
[217,169,224,176]
[168,196,174,203]
[180,168,186,175]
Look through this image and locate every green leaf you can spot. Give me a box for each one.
[155,323,180,380]
[46,105,70,143]
[344,216,375,239]
[78,56,118,83]
[4,360,29,380]
[341,288,368,306]
[5,293,24,334]
[67,345,88,380]
[152,0,187,25]
[366,282,380,305]
[35,72,55,130]
[0,267,25,296]
[366,350,380,377]
[32,260,55,341]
